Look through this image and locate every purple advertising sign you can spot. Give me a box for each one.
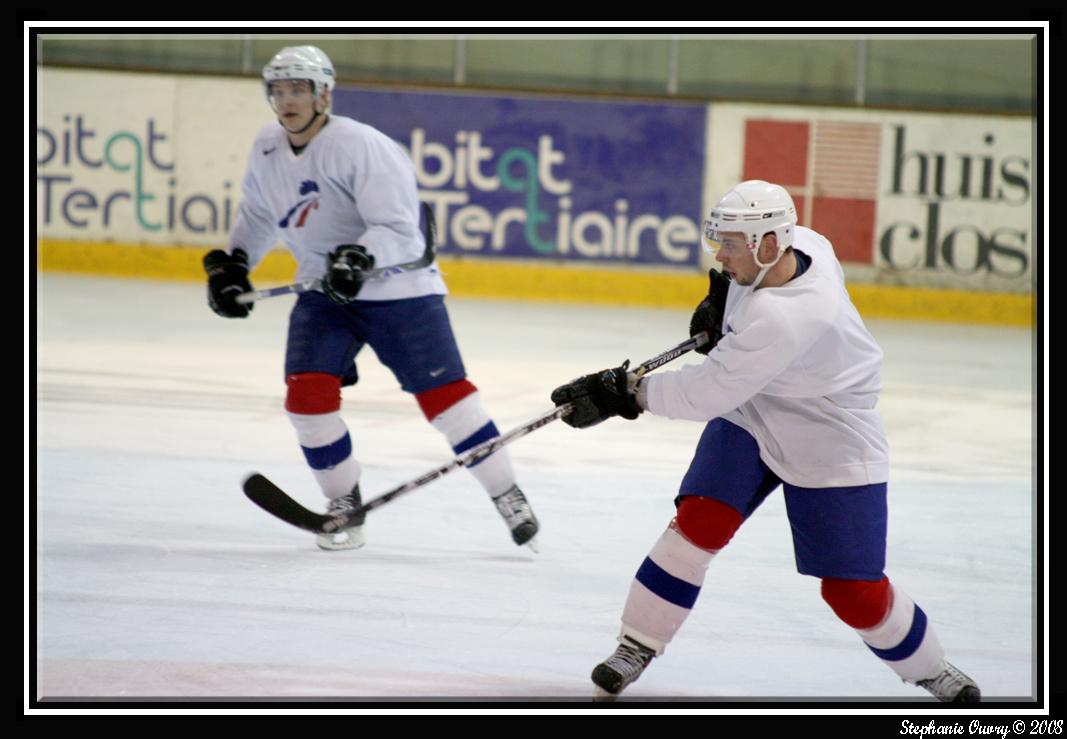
[332,87,707,267]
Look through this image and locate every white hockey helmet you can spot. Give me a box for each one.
[703,180,797,256]
[262,45,335,99]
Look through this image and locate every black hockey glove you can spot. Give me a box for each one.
[550,361,643,429]
[203,248,253,318]
[689,268,731,354]
[323,245,375,304]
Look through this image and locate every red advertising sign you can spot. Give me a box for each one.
[742,119,881,265]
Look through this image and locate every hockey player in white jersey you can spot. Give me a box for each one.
[202,45,538,551]
[550,180,980,701]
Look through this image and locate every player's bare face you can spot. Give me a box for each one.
[268,80,321,134]
[712,234,759,285]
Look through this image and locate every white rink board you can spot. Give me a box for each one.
[33,274,1036,702]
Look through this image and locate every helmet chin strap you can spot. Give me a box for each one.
[749,244,786,289]
[281,108,322,135]
[276,95,328,136]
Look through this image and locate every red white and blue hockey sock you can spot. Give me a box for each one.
[288,411,362,500]
[618,520,719,655]
[286,373,361,500]
[857,585,945,682]
[823,577,945,682]
[417,380,516,497]
[618,498,744,654]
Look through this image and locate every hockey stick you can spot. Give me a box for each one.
[243,331,709,535]
[235,202,437,305]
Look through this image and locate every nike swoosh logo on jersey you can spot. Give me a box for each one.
[429,367,447,377]
[263,147,277,155]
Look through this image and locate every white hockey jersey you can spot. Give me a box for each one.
[227,116,447,301]
[644,227,889,488]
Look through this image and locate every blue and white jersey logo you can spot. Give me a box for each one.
[279,179,320,228]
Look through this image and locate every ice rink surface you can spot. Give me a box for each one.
[33,273,1039,706]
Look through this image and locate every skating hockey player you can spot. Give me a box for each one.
[550,180,980,702]
[203,45,538,551]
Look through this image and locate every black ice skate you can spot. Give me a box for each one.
[591,636,656,699]
[915,660,981,702]
[491,484,540,549]
[316,485,366,551]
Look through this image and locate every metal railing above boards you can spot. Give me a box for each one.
[35,33,1037,116]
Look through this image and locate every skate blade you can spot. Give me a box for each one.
[525,536,540,554]
[316,528,366,551]
[593,686,618,702]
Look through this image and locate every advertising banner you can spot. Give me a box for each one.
[332,88,708,267]
[36,68,263,246]
[706,103,1034,293]
[36,69,1035,295]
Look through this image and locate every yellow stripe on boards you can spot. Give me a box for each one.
[36,239,1033,327]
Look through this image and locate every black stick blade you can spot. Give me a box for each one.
[243,473,331,534]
